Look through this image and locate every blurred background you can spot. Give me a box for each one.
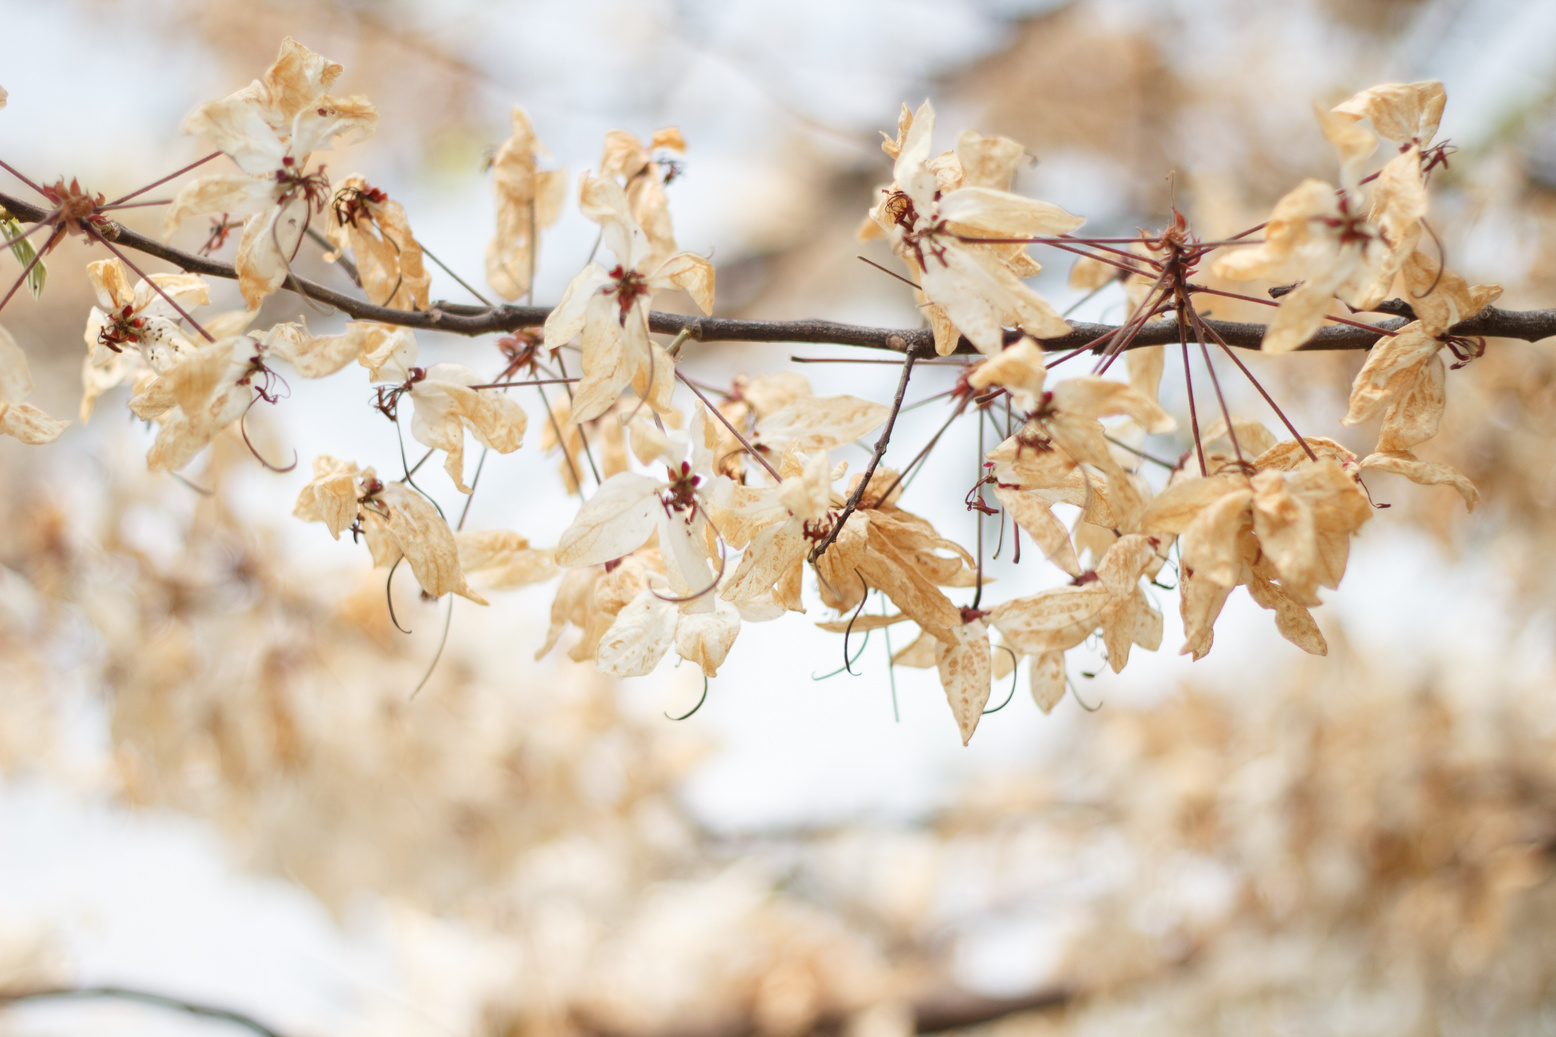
[3,0,1556,1034]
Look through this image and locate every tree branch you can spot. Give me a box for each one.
[4,188,1554,355]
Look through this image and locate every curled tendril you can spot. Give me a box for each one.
[1067,674,1102,712]
[665,676,709,721]
[843,570,871,676]
[983,645,1020,715]
[238,395,299,473]
[385,555,412,635]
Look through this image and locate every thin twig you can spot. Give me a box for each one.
[809,343,920,563]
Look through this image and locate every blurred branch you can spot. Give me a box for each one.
[4,189,1553,355]
[0,986,290,1037]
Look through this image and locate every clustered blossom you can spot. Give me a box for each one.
[0,47,1511,744]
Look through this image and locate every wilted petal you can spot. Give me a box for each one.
[595,589,677,677]
[1333,80,1446,145]
[936,619,992,745]
[1029,650,1066,713]
[373,481,487,604]
[293,454,360,539]
[1360,450,1480,510]
[675,597,741,676]
[555,472,664,567]
[993,484,1080,576]
[456,529,558,590]
[758,395,890,453]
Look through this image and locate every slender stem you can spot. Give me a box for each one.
[107,151,222,206]
[467,377,580,389]
[1196,311,1317,462]
[98,199,174,212]
[1195,326,1243,463]
[0,158,46,195]
[1190,284,1398,335]
[1104,433,1175,469]
[810,348,921,563]
[421,241,493,306]
[678,371,782,481]
[550,350,603,485]
[857,254,922,290]
[534,379,584,491]
[876,404,964,506]
[1178,315,1206,477]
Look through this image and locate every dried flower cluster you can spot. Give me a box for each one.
[0,41,1517,743]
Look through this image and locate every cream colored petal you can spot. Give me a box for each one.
[232,200,306,309]
[646,251,715,314]
[1243,565,1327,655]
[0,401,68,445]
[954,130,1024,190]
[164,174,274,237]
[988,586,1109,655]
[1125,345,1164,405]
[541,263,612,351]
[938,186,1085,238]
[595,589,677,677]
[1140,474,1243,534]
[1068,254,1117,292]
[1177,565,1232,660]
[1212,179,1339,284]
[1314,102,1377,191]
[629,341,676,418]
[1342,322,1440,425]
[1052,374,1176,434]
[1132,590,1163,651]
[373,481,486,604]
[555,472,664,567]
[1095,533,1156,600]
[293,454,361,539]
[456,529,558,590]
[1201,416,1277,457]
[1376,354,1445,453]
[968,338,1046,403]
[349,323,418,383]
[411,364,528,493]
[578,172,649,270]
[891,630,939,669]
[86,258,136,311]
[757,395,890,453]
[181,98,287,176]
[1260,269,1349,354]
[1333,81,1446,144]
[289,95,378,158]
[569,294,641,423]
[992,484,1080,577]
[1253,435,1358,473]
[675,597,741,677]
[936,619,992,745]
[1360,450,1480,511]
[486,108,567,301]
[1250,470,1319,602]
[1029,650,1066,713]
[723,523,808,616]
[256,37,343,126]
[1179,487,1253,589]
